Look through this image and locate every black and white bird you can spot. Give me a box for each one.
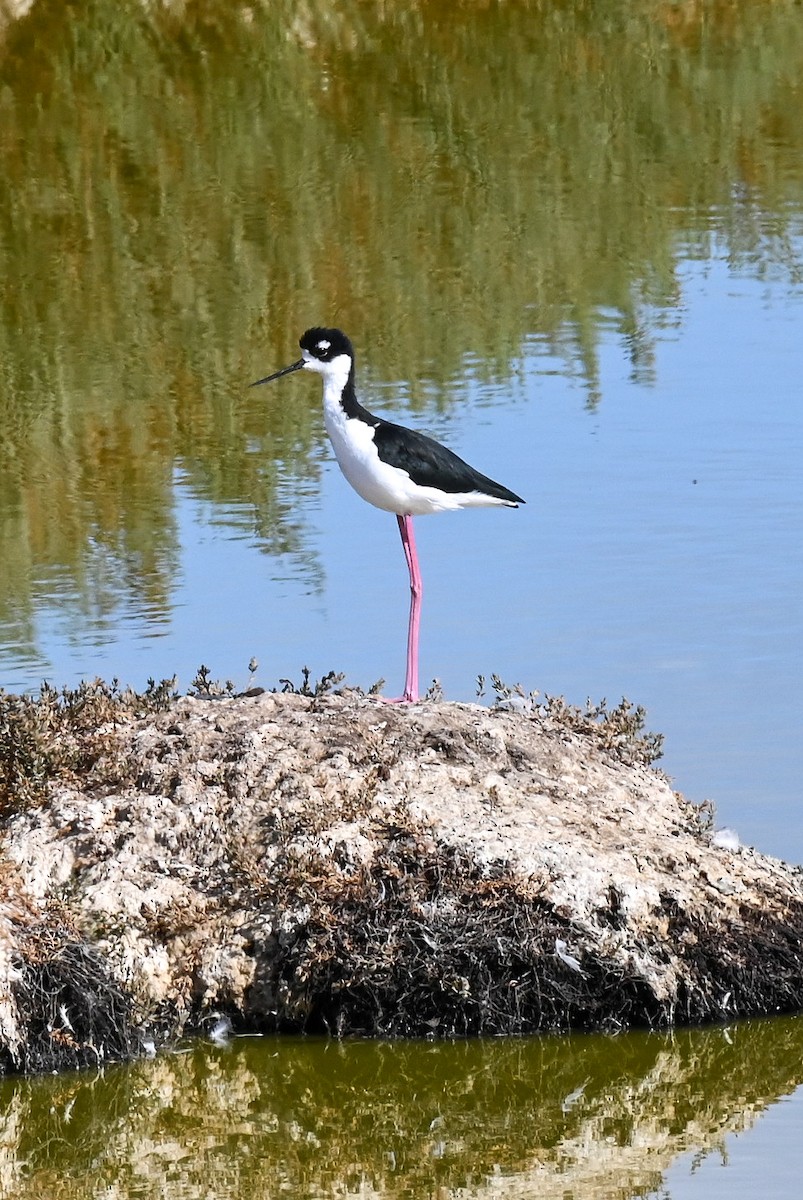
[251,327,524,702]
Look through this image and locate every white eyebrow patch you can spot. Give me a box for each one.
[316,339,331,352]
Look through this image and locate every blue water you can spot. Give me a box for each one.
[3,254,802,862]
[665,1082,803,1199]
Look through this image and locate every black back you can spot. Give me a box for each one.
[300,326,524,504]
[373,420,525,503]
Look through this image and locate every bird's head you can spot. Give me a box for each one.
[250,327,354,388]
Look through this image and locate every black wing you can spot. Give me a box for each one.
[373,419,524,504]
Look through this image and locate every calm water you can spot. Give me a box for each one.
[1,1019,803,1200]
[2,1,803,1193]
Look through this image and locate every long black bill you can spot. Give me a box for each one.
[250,358,305,387]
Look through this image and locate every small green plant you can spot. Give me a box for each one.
[544,694,664,764]
[484,675,664,765]
[490,674,528,703]
[690,797,717,834]
[0,676,179,817]
[0,693,51,813]
[189,665,236,698]
[276,666,345,697]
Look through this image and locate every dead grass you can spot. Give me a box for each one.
[2,679,802,1077]
[4,904,140,1075]
[0,677,178,816]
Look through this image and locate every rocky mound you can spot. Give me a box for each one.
[1,681,801,1074]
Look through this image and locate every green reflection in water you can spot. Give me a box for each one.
[1,0,802,660]
[1,1016,802,1199]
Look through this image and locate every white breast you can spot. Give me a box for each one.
[323,403,412,513]
[320,368,511,516]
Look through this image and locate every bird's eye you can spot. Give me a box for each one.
[316,340,331,355]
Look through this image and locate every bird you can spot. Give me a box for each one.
[251,327,524,703]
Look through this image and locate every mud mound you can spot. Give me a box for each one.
[1,685,802,1073]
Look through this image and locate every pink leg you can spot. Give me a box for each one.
[383,513,422,703]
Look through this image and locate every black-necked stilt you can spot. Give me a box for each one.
[251,328,524,703]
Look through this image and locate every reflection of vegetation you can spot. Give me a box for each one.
[2,1017,803,1198]
[1,0,802,654]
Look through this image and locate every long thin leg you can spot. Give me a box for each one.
[391,513,422,703]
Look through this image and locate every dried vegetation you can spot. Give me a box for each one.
[1,675,802,1075]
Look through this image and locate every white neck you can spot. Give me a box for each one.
[311,353,353,420]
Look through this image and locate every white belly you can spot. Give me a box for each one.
[325,410,417,512]
[325,411,506,515]
[321,377,513,515]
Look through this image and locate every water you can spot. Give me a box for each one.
[2,0,803,1192]
[1,1019,803,1200]
[4,256,800,859]
[666,1086,803,1200]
